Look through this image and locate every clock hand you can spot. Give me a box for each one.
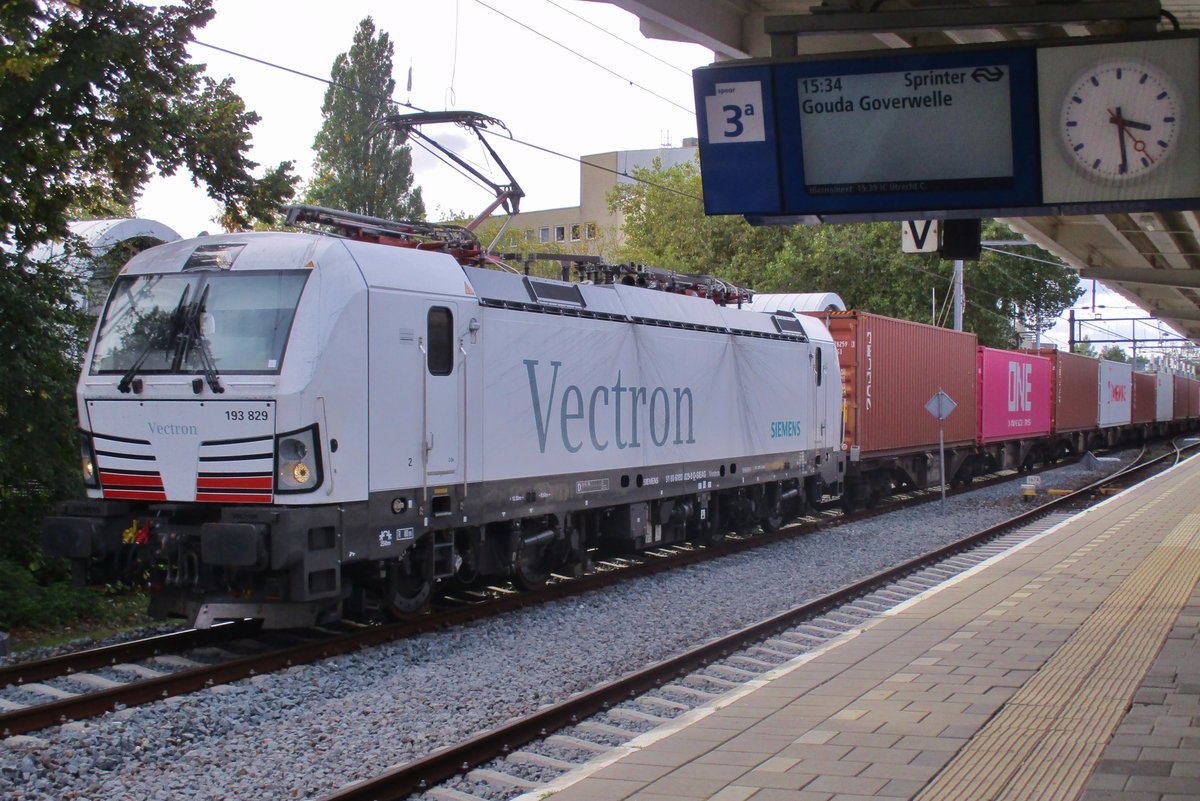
[1110,108,1130,174]
[1110,107,1156,165]
[1120,117,1152,132]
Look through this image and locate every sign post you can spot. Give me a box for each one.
[925,389,958,512]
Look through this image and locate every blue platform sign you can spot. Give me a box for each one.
[693,34,1200,223]
[693,64,781,215]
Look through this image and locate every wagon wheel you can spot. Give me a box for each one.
[384,559,433,617]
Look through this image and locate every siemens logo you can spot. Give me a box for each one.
[770,420,803,438]
[525,359,696,454]
[147,422,198,436]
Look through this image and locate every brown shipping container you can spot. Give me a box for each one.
[1173,374,1189,421]
[1191,378,1200,419]
[1026,347,1099,433]
[1132,372,1156,424]
[815,311,978,458]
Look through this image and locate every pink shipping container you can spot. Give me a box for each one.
[1027,347,1099,434]
[814,311,978,458]
[1173,374,1189,422]
[1098,360,1133,428]
[977,347,1052,443]
[1132,372,1156,424]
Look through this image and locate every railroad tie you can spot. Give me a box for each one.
[505,750,578,771]
[467,767,542,791]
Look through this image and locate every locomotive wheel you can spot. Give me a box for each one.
[514,537,552,590]
[692,524,725,547]
[384,562,433,617]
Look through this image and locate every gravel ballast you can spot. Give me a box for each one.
[0,456,1134,800]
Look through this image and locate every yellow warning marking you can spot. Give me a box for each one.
[916,507,1200,801]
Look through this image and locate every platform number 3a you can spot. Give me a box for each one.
[705,81,766,144]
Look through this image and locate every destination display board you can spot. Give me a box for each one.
[693,34,1200,222]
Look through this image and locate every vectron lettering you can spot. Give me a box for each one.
[524,359,696,454]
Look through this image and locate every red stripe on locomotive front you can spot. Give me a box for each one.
[196,475,274,490]
[103,489,168,501]
[195,492,273,504]
[99,472,164,488]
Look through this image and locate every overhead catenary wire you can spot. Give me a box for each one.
[469,0,697,116]
[539,0,693,79]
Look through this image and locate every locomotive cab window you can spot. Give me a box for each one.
[427,307,454,376]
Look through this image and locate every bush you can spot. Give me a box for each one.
[0,558,100,631]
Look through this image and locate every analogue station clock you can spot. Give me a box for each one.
[1059,58,1181,181]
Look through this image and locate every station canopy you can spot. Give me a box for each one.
[594,0,1200,343]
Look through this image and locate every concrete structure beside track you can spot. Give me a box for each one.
[525,452,1200,801]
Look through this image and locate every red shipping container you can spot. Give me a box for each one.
[1132,372,1156,424]
[1173,374,1189,422]
[977,347,1052,443]
[1026,347,1099,434]
[813,311,978,458]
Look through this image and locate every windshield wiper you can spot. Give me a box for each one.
[179,284,224,394]
[117,284,190,394]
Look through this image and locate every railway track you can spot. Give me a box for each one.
[312,441,1194,801]
[0,444,1169,740]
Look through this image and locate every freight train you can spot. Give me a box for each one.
[41,206,1199,628]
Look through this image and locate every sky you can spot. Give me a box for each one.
[137,0,710,236]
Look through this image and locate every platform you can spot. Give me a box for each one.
[534,456,1200,801]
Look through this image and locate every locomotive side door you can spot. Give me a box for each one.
[811,341,829,450]
[422,302,463,482]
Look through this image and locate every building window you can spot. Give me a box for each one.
[585,223,597,240]
[538,227,551,243]
[525,229,535,241]
[570,224,581,242]
[554,225,566,242]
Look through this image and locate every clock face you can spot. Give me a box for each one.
[1059,59,1181,181]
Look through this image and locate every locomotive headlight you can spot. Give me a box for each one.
[275,425,322,493]
[80,432,99,489]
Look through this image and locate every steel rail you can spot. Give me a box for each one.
[315,444,1194,801]
[0,620,259,688]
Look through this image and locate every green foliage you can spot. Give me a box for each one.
[0,559,97,630]
[609,160,1082,348]
[1099,344,1127,362]
[0,0,297,250]
[1074,337,1099,357]
[306,17,424,221]
[0,248,88,565]
[0,558,150,632]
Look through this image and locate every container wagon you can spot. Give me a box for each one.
[809,310,978,508]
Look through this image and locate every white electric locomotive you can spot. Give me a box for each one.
[43,207,845,628]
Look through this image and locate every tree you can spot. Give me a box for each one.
[1074,337,1099,357]
[306,17,424,221]
[610,160,1082,348]
[1099,345,1127,362]
[1,0,297,251]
